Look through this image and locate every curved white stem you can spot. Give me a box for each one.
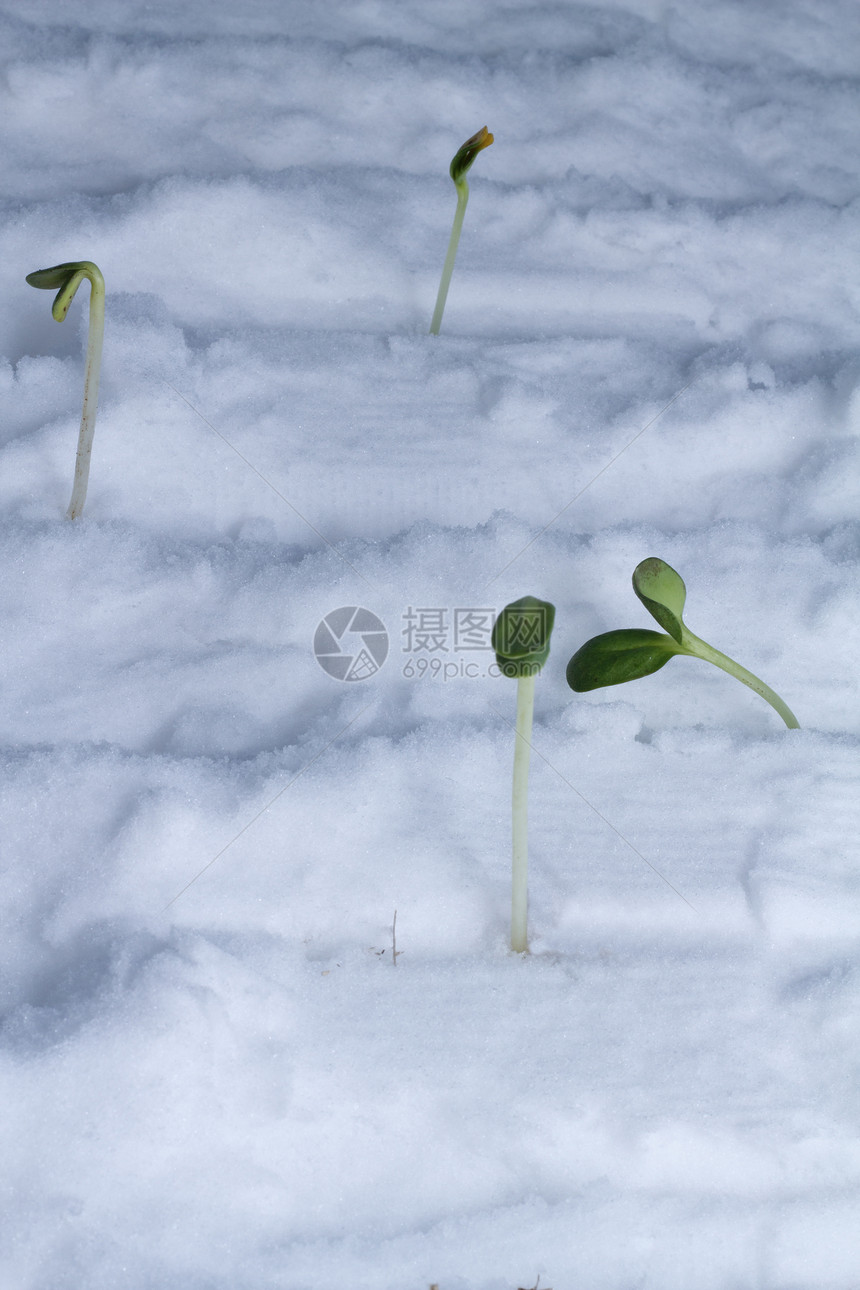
[680,629,800,729]
[430,180,469,335]
[66,267,105,520]
[511,672,535,953]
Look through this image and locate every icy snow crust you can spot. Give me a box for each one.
[1,1,859,1286]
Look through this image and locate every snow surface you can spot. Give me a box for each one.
[1,1,859,1286]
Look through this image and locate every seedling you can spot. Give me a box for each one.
[567,558,799,728]
[493,595,556,953]
[26,260,105,520]
[429,126,494,335]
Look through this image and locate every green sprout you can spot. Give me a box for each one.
[429,126,494,335]
[26,261,105,520]
[566,557,799,729]
[493,595,556,953]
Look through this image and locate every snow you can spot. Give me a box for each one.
[1,1,859,1286]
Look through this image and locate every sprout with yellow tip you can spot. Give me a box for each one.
[429,126,493,335]
[26,260,105,520]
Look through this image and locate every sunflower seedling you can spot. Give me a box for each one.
[429,126,493,335]
[567,557,799,728]
[26,260,105,520]
[493,595,556,953]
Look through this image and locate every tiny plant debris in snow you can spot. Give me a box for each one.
[493,595,556,953]
[26,260,105,520]
[566,557,800,729]
[429,126,494,335]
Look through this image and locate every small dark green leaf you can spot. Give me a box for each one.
[632,557,687,643]
[450,126,494,185]
[493,595,555,678]
[566,628,681,692]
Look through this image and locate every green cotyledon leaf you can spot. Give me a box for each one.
[26,261,102,322]
[25,264,82,291]
[566,628,683,692]
[493,595,556,678]
[632,557,687,643]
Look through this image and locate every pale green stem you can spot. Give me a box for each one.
[681,629,800,729]
[429,180,469,335]
[511,671,536,953]
[67,267,105,520]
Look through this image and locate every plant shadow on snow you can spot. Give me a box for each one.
[0,923,169,1053]
[778,957,855,1003]
[141,692,339,761]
